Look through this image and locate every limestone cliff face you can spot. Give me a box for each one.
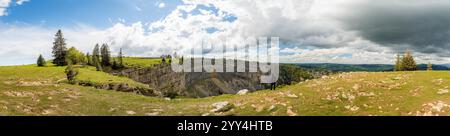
[112,63,266,98]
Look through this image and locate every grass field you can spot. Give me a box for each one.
[121,57,162,68]
[0,63,449,116]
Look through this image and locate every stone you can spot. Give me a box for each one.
[237,89,249,95]
[437,89,449,94]
[145,112,159,116]
[210,101,234,113]
[286,94,298,98]
[126,110,136,115]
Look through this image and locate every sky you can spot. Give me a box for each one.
[1,0,450,65]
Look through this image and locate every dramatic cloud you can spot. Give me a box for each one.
[335,0,450,57]
[86,0,450,64]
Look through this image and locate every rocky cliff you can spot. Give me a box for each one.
[112,63,266,98]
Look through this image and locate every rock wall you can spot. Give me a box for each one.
[112,63,266,98]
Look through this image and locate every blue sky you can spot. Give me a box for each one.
[1,0,181,29]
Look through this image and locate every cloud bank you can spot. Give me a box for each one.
[1,0,450,65]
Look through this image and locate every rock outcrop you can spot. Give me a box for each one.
[112,62,265,98]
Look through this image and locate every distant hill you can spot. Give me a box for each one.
[296,63,393,72]
[296,63,450,72]
[417,64,450,70]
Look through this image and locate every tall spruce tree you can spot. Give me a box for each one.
[100,43,111,66]
[401,51,417,71]
[37,54,46,67]
[92,44,102,71]
[52,30,68,66]
[118,48,124,68]
[394,54,403,71]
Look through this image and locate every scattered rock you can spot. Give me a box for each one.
[418,101,450,116]
[164,97,171,101]
[126,110,136,115]
[286,106,297,116]
[353,84,361,91]
[437,89,449,95]
[145,112,159,116]
[267,105,276,112]
[237,89,249,95]
[210,102,234,113]
[3,91,36,98]
[286,94,298,98]
[358,92,375,97]
[201,113,210,116]
[345,105,360,111]
[41,109,54,115]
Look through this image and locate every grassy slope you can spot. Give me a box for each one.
[77,66,150,89]
[122,57,162,68]
[0,64,449,116]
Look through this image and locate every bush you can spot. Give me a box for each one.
[65,63,78,84]
[66,47,86,65]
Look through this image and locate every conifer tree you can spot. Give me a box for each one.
[52,30,68,66]
[100,43,111,66]
[118,48,124,68]
[92,44,102,71]
[401,51,417,71]
[37,54,46,67]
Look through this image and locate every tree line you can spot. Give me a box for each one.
[37,30,126,83]
[393,50,433,71]
[37,29,125,69]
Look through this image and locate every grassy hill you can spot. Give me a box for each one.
[0,64,449,116]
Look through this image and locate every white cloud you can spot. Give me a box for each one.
[0,0,12,16]
[135,6,142,11]
[16,0,28,5]
[158,2,165,8]
[0,0,29,16]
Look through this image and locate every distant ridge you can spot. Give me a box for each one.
[295,63,450,72]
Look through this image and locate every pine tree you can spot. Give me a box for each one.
[65,62,78,84]
[181,56,184,64]
[52,30,68,66]
[427,62,433,71]
[401,51,417,71]
[118,48,124,68]
[92,44,102,71]
[100,43,111,66]
[37,54,46,67]
[394,54,403,71]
